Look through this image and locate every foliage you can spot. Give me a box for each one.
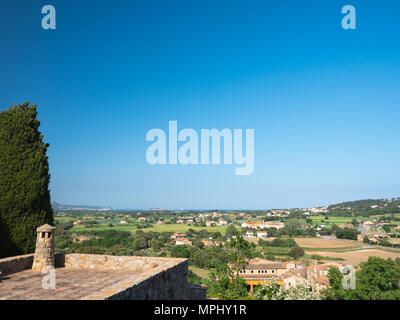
[259,238,297,248]
[170,245,192,258]
[255,278,319,300]
[289,246,305,259]
[279,219,305,237]
[206,265,248,300]
[0,103,53,258]
[225,236,252,276]
[335,227,358,240]
[322,257,400,300]
[187,269,204,285]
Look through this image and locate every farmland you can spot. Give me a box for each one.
[307,249,400,266]
[293,237,357,249]
[63,220,231,234]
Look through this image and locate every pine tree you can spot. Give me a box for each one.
[0,102,53,258]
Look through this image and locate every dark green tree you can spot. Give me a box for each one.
[0,103,53,258]
[322,257,400,300]
[353,257,400,299]
[289,246,305,259]
[133,236,148,250]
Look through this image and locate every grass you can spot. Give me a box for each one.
[189,266,211,279]
[67,222,231,234]
[308,216,352,225]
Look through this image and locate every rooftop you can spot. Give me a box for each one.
[0,268,140,300]
[0,253,206,300]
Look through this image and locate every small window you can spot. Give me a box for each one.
[272,270,275,273]
[41,232,45,238]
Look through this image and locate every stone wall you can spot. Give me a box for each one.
[63,254,180,272]
[0,253,207,300]
[0,254,34,276]
[63,254,207,300]
[0,253,65,276]
[187,284,208,300]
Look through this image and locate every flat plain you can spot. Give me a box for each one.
[307,249,400,265]
[294,237,357,249]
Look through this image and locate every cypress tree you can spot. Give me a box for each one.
[0,102,53,258]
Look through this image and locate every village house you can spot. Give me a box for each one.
[363,221,374,227]
[338,223,354,229]
[212,213,222,218]
[314,276,330,294]
[237,258,286,292]
[218,220,228,226]
[281,261,305,270]
[264,221,285,230]
[244,231,256,238]
[175,239,192,245]
[282,270,308,289]
[241,221,266,229]
[256,231,268,238]
[237,258,342,295]
[171,232,186,241]
[201,240,221,247]
[170,232,192,245]
[73,235,92,243]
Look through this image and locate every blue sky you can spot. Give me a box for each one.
[1,0,400,209]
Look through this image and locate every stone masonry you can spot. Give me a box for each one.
[0,224,207,300]
[32,224,56,271]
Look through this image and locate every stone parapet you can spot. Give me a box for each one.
[64,253,185,272]
[0,254,34,276]
[1,252,207,300]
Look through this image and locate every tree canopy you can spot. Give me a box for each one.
[0,102,53,258]
[322,257,400,300]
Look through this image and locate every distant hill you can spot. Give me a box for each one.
[329,197,400,209]
[52,202,113,211]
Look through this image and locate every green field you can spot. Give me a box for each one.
[61,219,231,234]
[309,216,356,227]
[189,266,211,279]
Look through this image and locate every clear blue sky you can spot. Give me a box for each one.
[1,0,400,209]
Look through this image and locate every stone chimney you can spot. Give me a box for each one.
[32,224,55,271]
